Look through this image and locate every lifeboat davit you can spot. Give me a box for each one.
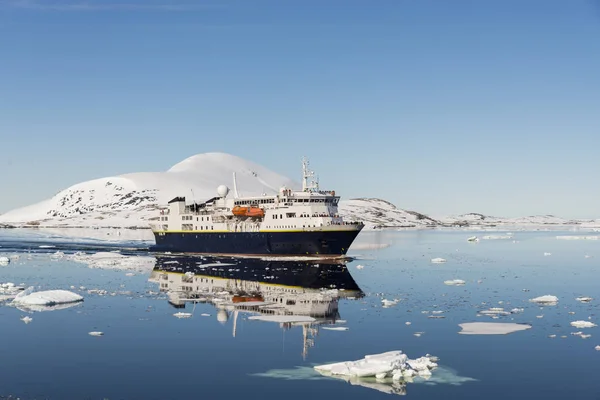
[232,206,265,218]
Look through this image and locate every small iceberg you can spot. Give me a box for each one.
[382,299,400,308]
[173,312,192,319]
[0,256,10,266]
[431,258,446,264]
[12,287,83,308]
[570,321,597,329]
[467,236,479,242]
[458,322,532,335]
[576,297,593,303]
[314,350,438,380]
[89,331,104,336]
[20,316,33,324]
[322,327,349,331]
[443,279,466,286]
[529,295,558,305]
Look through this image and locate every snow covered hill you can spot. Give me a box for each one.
[340,199,439,228]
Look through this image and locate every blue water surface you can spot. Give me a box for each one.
[1,229,599,399]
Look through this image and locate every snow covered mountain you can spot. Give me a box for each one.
[0,152,431,229]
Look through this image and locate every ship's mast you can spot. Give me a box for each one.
[301,157,319,192]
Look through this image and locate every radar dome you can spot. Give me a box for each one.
[217,185,230,198]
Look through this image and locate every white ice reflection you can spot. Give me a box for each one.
[252,365,476,395]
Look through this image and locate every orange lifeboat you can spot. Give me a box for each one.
[232,206,265,218]
[232,295,264,303]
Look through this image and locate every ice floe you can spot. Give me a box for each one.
[12,287,83,308]
[431,258,446,264]
[0,256,10,266]
[458,322,532,335]
[314,351,438,380]
[69,251,156,272]
[382,299,400,308]
[322,327,349,331]
[443,279,466,286]
[595,345,600,351]
[467,236,479,242]
[576,297,593,303]
[482,235,513,240]
[529,295,558,305]
[173,312,192,318]
[89,331,104,336]
[570,320,597,329]
[20,316,33,324]
[556,235,600,240]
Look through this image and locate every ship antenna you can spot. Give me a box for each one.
[232,172,240,198]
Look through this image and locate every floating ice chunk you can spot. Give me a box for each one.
[0,256,10,266]
[381,299,400,308]
[544,252,552,256]
[595,345,600,351]
[529,295,558,305]
[356,264,365,270]
[248,315,316,323]
[314,350,437,380]
[405,322,411,325]
[478,308,511,317]
[431,258,446,264]
[511,308,524,314]
[570,320,597,328]
[200,313,211,317]
[444,279,466,286]
[458,322,532,335]
[467,236,479,242]
[89,331,104,336]
[20,316,33,324]
[576,297,593,303]
[173,312,192,318]
[482,235,512,240]
[556,235,600,240]
[125,273,135,277]
[323,327,349,331]
[12,288,83,307]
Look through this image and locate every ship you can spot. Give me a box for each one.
[149,157,364,256]
[149,255,364,358]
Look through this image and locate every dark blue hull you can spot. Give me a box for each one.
[150,229,362,256]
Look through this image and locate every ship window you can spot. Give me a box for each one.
[280,214,283,219]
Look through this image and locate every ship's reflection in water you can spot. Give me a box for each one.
[149,255,364,358]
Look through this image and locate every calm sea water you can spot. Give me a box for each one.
[1,228,599,399]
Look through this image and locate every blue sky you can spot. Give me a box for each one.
[1,0,599,218]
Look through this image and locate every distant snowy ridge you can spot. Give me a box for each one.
[439,213,595,228]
